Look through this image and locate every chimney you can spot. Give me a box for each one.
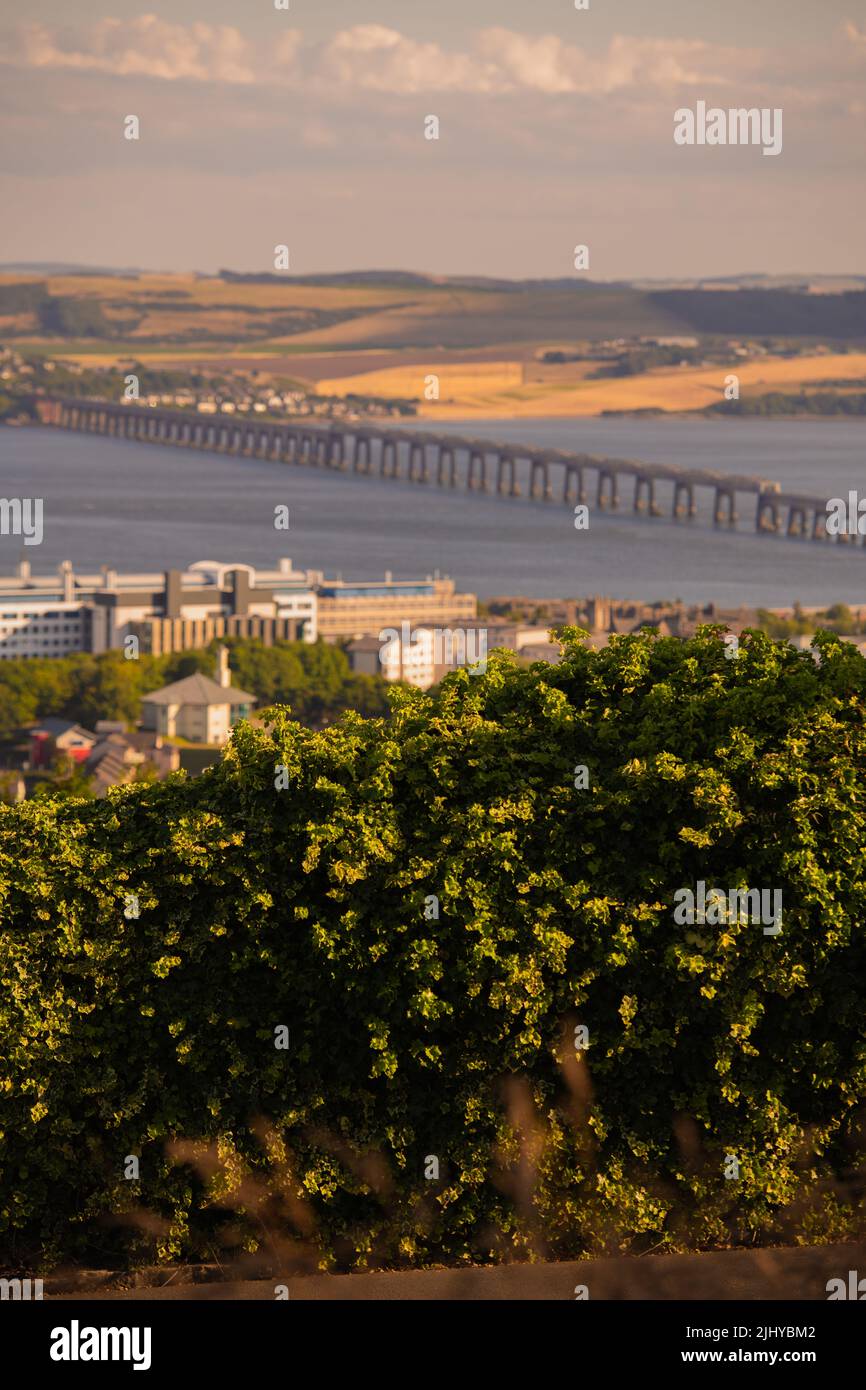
[60,560,74,603]
[215,644,231,688]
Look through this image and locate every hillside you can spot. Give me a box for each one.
[2,271,864,354]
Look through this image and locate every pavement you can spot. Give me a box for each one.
[44,1241,866,1300]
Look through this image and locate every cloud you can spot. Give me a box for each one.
[0,17,747,95]
[476,29,723,94]
[8,16,257,84]
[317,25,499,94]
[316,26,731,96]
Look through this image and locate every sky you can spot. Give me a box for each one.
[0,0,863,279]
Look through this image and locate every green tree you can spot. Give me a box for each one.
[3,628,866,1270]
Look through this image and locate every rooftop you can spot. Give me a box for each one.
[141,672,255,707]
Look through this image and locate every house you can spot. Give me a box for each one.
[345,635,388,678]
[140,646,255,745]
[85,727,181,797]
[28,718,97,769]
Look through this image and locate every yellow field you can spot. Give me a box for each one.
[315,361,525,406]
[316,353,866,418]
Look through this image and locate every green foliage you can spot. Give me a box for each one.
[712,391,866,417]
[38,297,116,338]
[650,288,866,339]
[758,604,866,639]
[29,755,96,802]
[0,283,49,314]
[1,629,866,1270]
[590,344,705,377]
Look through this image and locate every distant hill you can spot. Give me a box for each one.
[1,269,864,349]
[0,262,149,276]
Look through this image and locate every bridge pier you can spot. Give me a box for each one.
[408,441,428,483]
[633,475,660,515]
[468,450,489,492]
[673,480,696,519]
[756,493,780,532]
[597,469,619,510]
[354,437,372,474]
[563,466,586,506]
[529,458,552,501]
[381,438,399,478]
[786,505,807,537]
[496,454,520,497]
[437,446,457,487]
[713,486,738,527]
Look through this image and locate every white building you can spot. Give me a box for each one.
[140,647,255,745]
[0,558,317,659]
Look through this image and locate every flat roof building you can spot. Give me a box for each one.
[0,559,477,661]
[315,572,476,641]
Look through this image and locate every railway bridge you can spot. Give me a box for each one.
[36,397,838,540]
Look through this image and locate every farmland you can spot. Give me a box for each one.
[2,270,864,420]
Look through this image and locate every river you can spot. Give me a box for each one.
[1,418,864,606]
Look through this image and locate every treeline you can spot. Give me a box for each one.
[589,344,707,377]
[757,603,866,639]
[0,283,122,338]
[649,288,866,340]
[0,638,390,739]
[712,390,866,417]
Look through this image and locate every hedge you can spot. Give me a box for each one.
[1,627,866,1270]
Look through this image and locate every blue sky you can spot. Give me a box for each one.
[1,3,863,277]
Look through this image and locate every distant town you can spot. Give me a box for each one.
[0,346,418,426]
[0,552,861,802]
